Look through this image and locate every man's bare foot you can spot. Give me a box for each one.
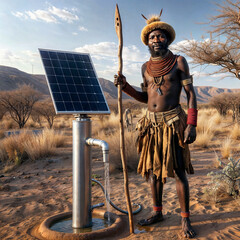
[182,217,196,238]
[138,212,164,226]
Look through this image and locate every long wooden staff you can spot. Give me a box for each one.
[115,4,134,234]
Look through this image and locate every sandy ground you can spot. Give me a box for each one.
[0,131,240,240]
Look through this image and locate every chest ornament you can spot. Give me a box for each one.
[146,51,178,95]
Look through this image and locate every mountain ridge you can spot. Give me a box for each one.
[0,65,239,103]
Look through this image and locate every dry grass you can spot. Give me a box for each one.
[193,109,222,148]
[99,113,119,131]
[220,138,233,159]
[0,129,66,166]
[24,129,65,160]
[96,129,139,173]
[0,129,5,139]
[0,118,17,130]
[194,131,214,148]
[197,109,221,135]
[3,132,29,164]
[53,117,72,129]
[230,124,240,140]
[25,118,38,128]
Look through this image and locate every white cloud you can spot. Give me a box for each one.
[210,73,231,78]
[12,5,79,24]
[0,49,19,61]
[11,11,28,19]
[75,42,147,62]
[78,26,88,32]
[0,49,38,67]
[75,42,147,81]
[72,32,78,36]
[22,50,38,58]
[48,6,79,23]
[171,39,196,50]
[26,10,57,23]
[75,42,117,59]
[191,71,208,78]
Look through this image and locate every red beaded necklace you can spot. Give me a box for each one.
[146,51,178,79]
[146,51,178,95]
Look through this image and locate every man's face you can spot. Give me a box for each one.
[148,29,168,57]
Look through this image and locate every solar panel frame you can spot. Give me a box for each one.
[39,48,110,115]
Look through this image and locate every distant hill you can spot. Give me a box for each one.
[182,86,240,103]
[98,78,141,100]
[0,66,49,95]
[0,65,239,103]
[100,78,240,103]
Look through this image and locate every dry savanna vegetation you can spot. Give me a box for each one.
[0,86,239,181]
[1,93,240,240]
[0,85,239,239]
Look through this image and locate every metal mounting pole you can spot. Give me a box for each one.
[72,115,92,229]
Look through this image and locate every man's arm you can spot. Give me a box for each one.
[114,64,148,104]
[178,56,197,144]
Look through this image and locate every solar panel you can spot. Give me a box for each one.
[39,49,110,115]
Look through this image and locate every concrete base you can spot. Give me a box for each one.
[37,209,125,240]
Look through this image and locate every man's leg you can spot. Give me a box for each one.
[138,170,164,226]
[175,136,196,238]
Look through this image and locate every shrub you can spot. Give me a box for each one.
[24,129,65,160]
[204,156,240,202]
[2,132,29,164]
[0,129,65,166]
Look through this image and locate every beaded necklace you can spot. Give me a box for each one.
[146,50,178,95]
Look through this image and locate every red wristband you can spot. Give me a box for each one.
[187,108,198,126]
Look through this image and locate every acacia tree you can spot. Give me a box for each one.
[172,0,240,79]
[33,99,56,129]
[210,93,230,116]
[211,92,240,121]
[226,92,240,121]
[0,85,42,128]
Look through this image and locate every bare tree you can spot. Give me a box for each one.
[225,92,240,121]
[31,108,43,127]
[0,85,42,128]
[210,93,230,116]
[211,92,240,121]
[33,98,56,128]
[172,0,240,79]
[209,0,240,40]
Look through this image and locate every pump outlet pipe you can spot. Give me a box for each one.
[86,138,109,163]
[86,138,142,215]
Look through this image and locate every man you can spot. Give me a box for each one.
[114,12,197,238]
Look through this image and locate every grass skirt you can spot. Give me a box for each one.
[136,105,194,182]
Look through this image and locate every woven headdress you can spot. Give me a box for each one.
[141,9,175,46]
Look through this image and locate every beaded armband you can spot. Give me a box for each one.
[181,75,193,86]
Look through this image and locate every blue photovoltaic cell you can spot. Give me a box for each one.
[39,49,110,114]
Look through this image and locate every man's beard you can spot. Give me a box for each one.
[148,43,168,57]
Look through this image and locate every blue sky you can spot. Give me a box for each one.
[0,0,239,89]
